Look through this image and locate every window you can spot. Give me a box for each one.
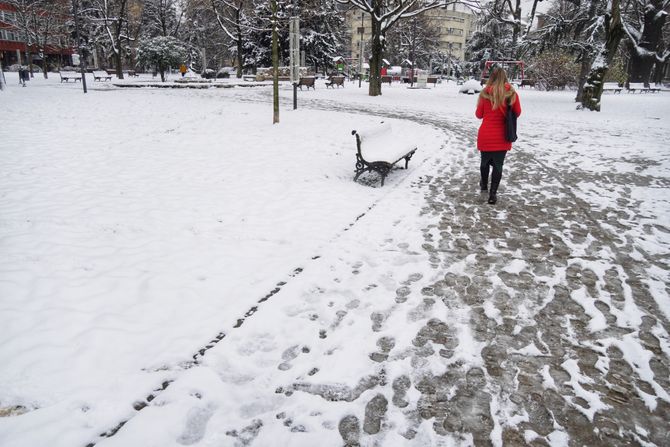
[1,29,20,42]
[0,11,16,24]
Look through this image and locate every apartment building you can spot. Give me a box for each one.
[425,4,476,62]
[345,4,476,71]
[0,1,75,68]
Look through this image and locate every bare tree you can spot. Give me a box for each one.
[385,11,440,69]
[210,0,250,78]
[336,0,480,96]
[5,0,40,76]
[83,0,130,78]
[580,0,625,110]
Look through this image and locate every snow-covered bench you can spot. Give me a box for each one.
[93,70,112,81]
[325,76,345,88]
[351,122,417,186]
[602,82,622,93]
[59,71,81,83]
[627,82,650,93]
[298,77,315,90]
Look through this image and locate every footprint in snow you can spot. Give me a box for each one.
[176,403,216,445]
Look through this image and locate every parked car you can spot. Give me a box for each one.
[459,79,483,94]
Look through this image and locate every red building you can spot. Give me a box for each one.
[0,1,75,69]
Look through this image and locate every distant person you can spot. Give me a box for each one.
[179,64,187,77]
[475,67,521,205]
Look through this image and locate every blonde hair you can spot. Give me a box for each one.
[481,67,516,110]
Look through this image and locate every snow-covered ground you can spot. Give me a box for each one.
[1,72,669,447]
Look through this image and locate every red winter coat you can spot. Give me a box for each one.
[475,84,522,151]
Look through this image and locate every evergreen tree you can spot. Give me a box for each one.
[136,35,187,80]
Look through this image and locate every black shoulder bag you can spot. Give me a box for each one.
[505,96,518,143]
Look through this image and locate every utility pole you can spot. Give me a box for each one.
[72,0,87,93]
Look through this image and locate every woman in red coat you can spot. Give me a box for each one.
[476,68,522,204]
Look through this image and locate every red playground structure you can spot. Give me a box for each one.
[480,60,525,85]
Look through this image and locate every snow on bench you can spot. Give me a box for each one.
[351,122,417,186]
[59,71,82,83]
[627,82,651,93]
[602,82,622,93]
[93,70,113,81]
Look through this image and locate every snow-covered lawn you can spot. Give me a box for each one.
[1,73,669,446]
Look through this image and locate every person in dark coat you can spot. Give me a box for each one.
[475,68,522,204]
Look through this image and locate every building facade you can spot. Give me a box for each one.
[345,5,476,73]
[0,2,75,69]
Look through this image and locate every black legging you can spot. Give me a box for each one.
[480,150,507,193]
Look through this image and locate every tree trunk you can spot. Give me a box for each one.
[0,61,6,91]
[575,53,593,102]
[652,58,667,84]
[41,42,48,79]
[272,0,279,124]
[159,63,166,82]
[626,0,667,85]
[574,0,600,102]
[236,27,243,78]
[368,15,383,97]
[581,0,625,111]
[114,51,124,79]
[511,0,521,50]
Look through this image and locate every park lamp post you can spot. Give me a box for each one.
[72,0,87,93]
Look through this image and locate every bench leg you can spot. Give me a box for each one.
[404,151,415,169]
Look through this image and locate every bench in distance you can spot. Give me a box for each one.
[602,82,622,93]
[297,77,315,90]
[93,70,113,81]
[59,71,82,82]
[326,76,345,88]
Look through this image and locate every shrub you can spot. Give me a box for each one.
[529,50,580,90]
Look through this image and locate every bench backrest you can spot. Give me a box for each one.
[332,76,344,84]
[352,122,416,164]
[93,70,110,77]
[299,77,315,85]
[628,82,647,89]
[354,122,393,145]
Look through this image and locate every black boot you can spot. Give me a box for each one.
[488,169,502,204]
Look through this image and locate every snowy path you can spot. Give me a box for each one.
[1,77,669,446]
[94,86,669,446]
